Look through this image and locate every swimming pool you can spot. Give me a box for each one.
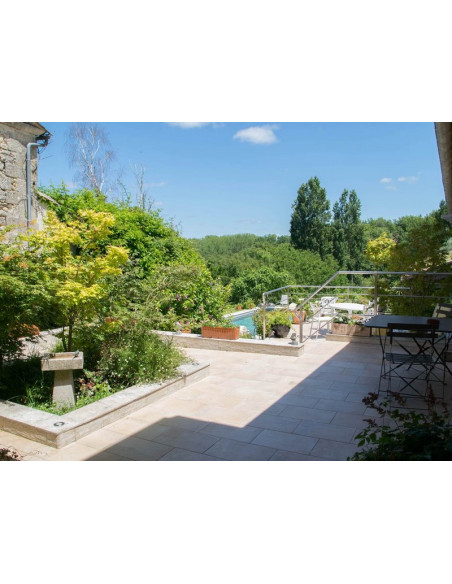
[232,310,257,335]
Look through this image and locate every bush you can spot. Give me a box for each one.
[98,318,186,388]
[0,357,53,402]
[0,275,42,364]
[349,390,452,461]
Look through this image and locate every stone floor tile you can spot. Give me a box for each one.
[312,371,359,384]
[293,378,335,391]
[108,416,166,437]
[195,404,256,426]
[153,416,209,433]
[0,434,55,458]
[151,426,220,453]
[331,411,369,430]
[294,420,357,443]
[295,386,350,400]
[278,394,320,408]
[345,391,374,403]
[78,427,146,450]
[269,450,326,461]
[159,448,222,461]
[200,422,262,443]
[252,429,318,455]
[191,391,244,409]
[314,398,367,415]
[104,437,173,461]
[264,404,287,416]
[280,405,336,423]
[355,376,381,387]
[87,451,134,461]
[46,443,101,461]
[310,439,360,461]
[248,413,300,433]
[205,438,276,461]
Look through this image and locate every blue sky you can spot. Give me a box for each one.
[39,122,444,239]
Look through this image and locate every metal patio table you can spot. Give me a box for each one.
[364,314,452,380]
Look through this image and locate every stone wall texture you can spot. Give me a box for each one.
[0,122,49,239]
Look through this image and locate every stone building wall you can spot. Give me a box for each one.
[0,122,49,239]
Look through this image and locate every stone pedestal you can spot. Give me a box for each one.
[41,352,84,409]
[52,370,76,408]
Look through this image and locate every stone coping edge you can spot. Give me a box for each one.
[0,362,209,449]
[155,331,304,357]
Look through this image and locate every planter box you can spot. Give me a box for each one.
[331,323,370,337]
[201,326,240,340]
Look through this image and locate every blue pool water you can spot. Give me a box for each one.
[232,308,275,336]
[232,312,257,335]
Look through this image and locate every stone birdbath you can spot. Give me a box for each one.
[41,352,84,409]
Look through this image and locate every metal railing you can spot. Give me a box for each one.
[261,270,452,342]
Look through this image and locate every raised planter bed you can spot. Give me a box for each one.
[331,323,370,337]
[201,326,240,340]
[0,362,209,449]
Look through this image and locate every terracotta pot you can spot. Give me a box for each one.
[201,326,240,340]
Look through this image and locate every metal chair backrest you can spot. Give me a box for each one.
[387,322,439,345]
[432,303,452,319]
[320,296,337,307]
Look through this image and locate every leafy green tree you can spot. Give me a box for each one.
[365,232,396,269]
[0,228,52,364]
[191,233,341,301]
[363,217,395,242]
[290,177,331,259]
[41,185,204,278]
[24,210,129,351]
[331,189,365,270]
[366,204,452,315]
[230,267,292,304]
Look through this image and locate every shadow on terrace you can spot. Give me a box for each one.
[76,337,452,461]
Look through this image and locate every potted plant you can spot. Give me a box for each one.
[252,309,293,338]
[331,315,370,337]
[201,318,240,340]
[180,319,192,333]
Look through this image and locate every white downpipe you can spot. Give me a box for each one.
[26,142,39,230]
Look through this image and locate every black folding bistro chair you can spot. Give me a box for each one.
[378,322,441,399]
[431,303,452,376]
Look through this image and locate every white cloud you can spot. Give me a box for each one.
[167,123,213,129]
[385,185,398,191]
[397,176,419,183]
[380,177,392,183]
[233,125,279,145]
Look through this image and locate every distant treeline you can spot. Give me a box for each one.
[190,177,451,305]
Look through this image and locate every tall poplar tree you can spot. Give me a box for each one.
[290,177,331,259]
[331,189,365,270]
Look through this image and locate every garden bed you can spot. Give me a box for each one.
[0,362,209,449]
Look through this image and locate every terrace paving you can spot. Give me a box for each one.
[2,337,451,461]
